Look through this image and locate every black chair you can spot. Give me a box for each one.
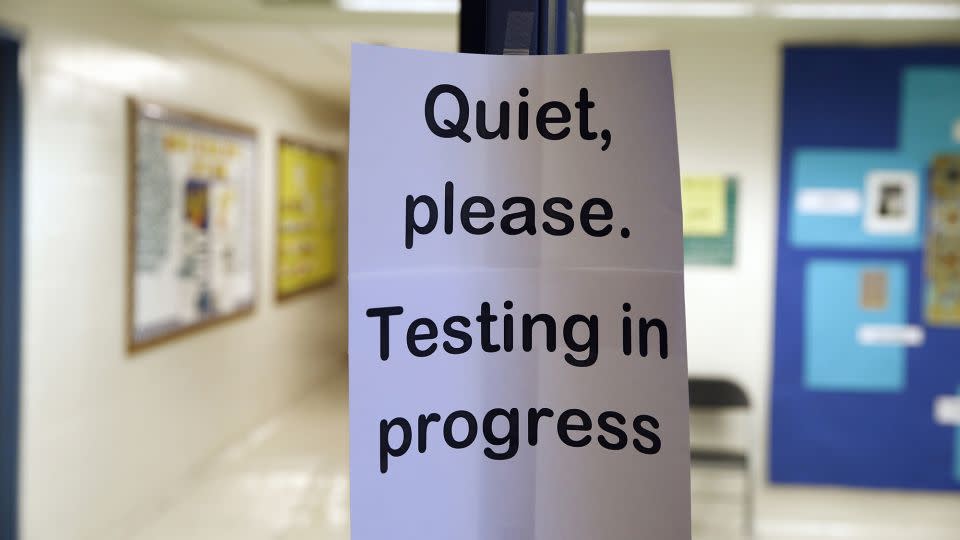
[689,377,753,537]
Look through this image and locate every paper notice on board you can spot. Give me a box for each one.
[933,394,960,426]
[348,45,690,540]
[856,324,925,347]
[796,187,862,215]
[681,176,727,237]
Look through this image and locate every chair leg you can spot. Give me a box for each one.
[743,457,754,539]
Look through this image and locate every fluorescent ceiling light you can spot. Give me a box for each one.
[771,2,960,19]
[338,0,960,20]
[340,1,754,17]
[585,1,755,17]
[338,0,458,13]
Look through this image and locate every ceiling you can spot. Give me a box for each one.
[116,0,960,106]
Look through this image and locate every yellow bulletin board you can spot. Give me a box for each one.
[276,138,339,300]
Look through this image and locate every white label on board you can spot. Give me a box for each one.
[796,188,862,215]
[856,324,925,347]
[933,395,960,426]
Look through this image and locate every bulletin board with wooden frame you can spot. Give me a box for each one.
[127,98,259,352]
[275,136,340,301]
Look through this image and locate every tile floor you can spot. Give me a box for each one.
[128,373,960,540]
[128,377,350,540]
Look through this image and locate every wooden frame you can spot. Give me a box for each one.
[127,98,259,352]
[274,135,340,302]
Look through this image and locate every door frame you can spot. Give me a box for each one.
[0,30,23,540]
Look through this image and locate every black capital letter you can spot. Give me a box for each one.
[425,84,471,142]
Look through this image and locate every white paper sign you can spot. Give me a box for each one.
[348,45,690,540]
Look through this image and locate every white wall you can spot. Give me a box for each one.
[2,4,348,539]
[586,27,781,483]
[671,34,781,479]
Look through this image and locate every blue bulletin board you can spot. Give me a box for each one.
[771,46,960,490]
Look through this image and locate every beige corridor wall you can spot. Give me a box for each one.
[2,4,347,539]
[586,27,782,485]
[671,34,781,486]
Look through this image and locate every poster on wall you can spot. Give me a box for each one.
[276,138,338,300]
[349,46,690,540]
[681,175,737,266]
[926,154,960,326]
[127,100,258,351]
[771,46,960,491]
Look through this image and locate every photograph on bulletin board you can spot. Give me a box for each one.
[275,138,339,300]
[681,175,737,266]
[127,99,258,351]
